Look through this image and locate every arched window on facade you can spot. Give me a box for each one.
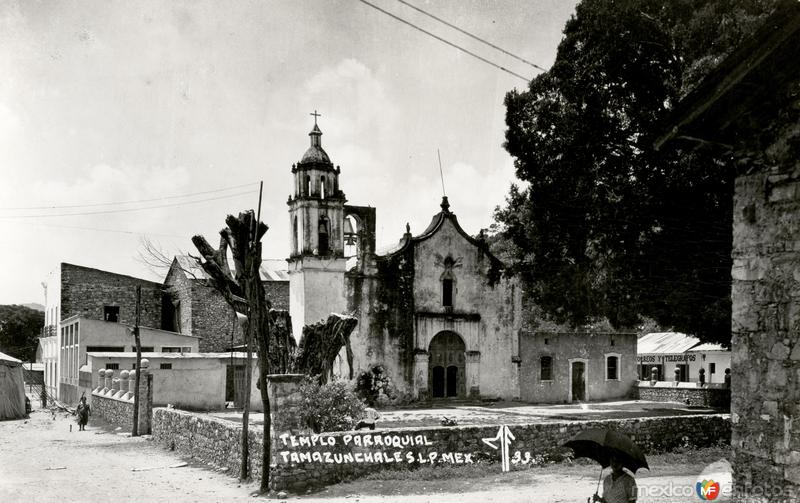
[306,175,312,197]
[344,214,359,257]
[318,216,329,255]
[320,175,326,199]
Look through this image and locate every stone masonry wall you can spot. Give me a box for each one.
[636,382,730,409]
[152,410,729,493]
[264,281,290,311]
[732,163,800,496]
[190,282,241,352]
[91,369,153,434]
[61,263,163,328]
[93,393,134,431]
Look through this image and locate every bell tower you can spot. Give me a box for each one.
[286,112,348,339]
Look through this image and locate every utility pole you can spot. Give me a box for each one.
[132,285,142,436]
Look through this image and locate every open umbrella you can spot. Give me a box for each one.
[563,428,649,473]
[563,428,648,499]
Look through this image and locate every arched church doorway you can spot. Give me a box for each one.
[428,331,465,398]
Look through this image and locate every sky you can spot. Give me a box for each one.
[0,0,579,305]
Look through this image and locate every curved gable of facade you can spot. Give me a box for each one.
[381,197,504,284]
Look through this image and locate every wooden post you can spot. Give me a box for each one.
[240,313,251,480]
[132,285,142,436]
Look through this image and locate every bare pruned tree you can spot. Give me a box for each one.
[191,210,272,493]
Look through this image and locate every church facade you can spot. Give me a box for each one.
[286,121,522,400]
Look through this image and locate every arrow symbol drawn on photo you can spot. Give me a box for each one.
[482,425,515,472]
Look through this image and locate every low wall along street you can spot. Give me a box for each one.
[151,408,731,492]
[636,382,731,409]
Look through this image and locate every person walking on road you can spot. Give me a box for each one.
[76,395,91,431]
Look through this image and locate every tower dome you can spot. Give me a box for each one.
[299,123,331,165]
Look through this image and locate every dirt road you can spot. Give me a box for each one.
[0,408,260,502]
[0,408,730,502]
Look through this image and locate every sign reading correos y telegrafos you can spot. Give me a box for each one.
[276,426,540,471]
[637,353,697,363]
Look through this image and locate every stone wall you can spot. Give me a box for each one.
[152,408,729,493]
[93,392,135,431]
[91,367,153,434]
[264,281,290,311]
[636,382,730,409]
[61,263,163,328]
[732,163,800,495]
[153,407,267,478]
[190,282,240,352]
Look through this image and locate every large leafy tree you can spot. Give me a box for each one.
[0,305,44,361]
[495,0,777,344]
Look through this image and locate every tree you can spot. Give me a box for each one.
[495,0,778,344]
[192,210,281,493]
[0,305,43,361]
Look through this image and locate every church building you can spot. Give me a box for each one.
[286,119,523,401]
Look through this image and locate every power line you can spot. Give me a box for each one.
[0,190,255,219]
[395,0,546,72]
[0,181,260,211]
[8,220,187,239]
[355,0,531,82]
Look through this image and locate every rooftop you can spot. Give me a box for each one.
[638,332,701,354]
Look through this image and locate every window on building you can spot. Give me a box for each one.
[104,306,120,322]
[160,363,172,370]
[106,363,119,370]
[709,363,716,374]
[86,346,124,353]
[441,256,456,308]
[676,364,689,382]
[136,346,154,353]
[442,279,453,307]
[293,216,299,254]
[161,346,182,353]
[540,356,553,381]
[306,175,311,196]
[606,355,619,380]
[318,216,329,255]
[320,176,326,199]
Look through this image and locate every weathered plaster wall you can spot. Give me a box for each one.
[519,331,637,403]
[345,242,414,395]
[344,215,521,400]
[412,218,519,399]
[288,258,348,341]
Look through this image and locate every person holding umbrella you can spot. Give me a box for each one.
[563,428,647,503]
[593,454,637,503]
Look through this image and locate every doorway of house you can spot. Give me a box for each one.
[428,331,466,398]
[226,365,247,408]
[571,361,586,402]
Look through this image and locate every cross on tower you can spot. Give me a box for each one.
[310,109,321,125]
